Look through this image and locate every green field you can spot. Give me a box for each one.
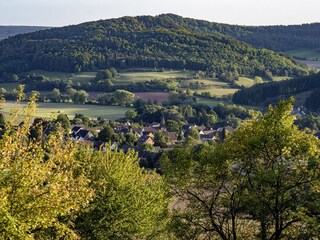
[237,77,256,87]
[1,102,130,120]
[194,88,239,97]
[286,48,320,61]
[196,96,262,110]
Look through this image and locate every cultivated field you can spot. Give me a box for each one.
[134,92,170,104]
[1,101,129,120]
[113,70,191,84]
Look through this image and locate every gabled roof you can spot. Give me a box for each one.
[165,131,177,141]
[138,135,154,145]
[71,126,82,132]
[76,129,93,139]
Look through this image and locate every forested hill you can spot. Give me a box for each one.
[0,26,50,40]
[0,15,308,77]
[161,14,320,52]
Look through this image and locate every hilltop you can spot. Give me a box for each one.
[0,15,308,78]
[0,26,50,40]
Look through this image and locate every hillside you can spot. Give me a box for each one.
[161,14,320,54]
[0,15,308,78]
[0,26,50,40]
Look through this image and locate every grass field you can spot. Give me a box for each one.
[237,77,255,87]
[194,88,239,97]
[196,97,231,107]
[272,76,292,81]
[286,48,320,61]
[196,96,262,110]
[1,102,130,120]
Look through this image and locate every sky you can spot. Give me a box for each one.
[0,0,319,27]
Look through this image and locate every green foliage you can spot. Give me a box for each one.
[97,125,117,142]
[72,90,89,104]
[125,109,137,119]
[305,88,320,111]
[162,98,320,239]
[76,149,170,239]
[139,143,156,153]
[0,15,307,77]
[0,99,93,239]
[56,113,71,133]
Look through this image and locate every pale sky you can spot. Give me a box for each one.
[0,0,319,27]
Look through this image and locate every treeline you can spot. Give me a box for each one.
[233,72,320,105]
[0,15,308,78]
[305,89,320,111]
[160,14,320,52]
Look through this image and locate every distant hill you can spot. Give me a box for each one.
[0,26,51,40]
[0,15,308,78]
[161,14,320,53]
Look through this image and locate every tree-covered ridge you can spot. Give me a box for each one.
[0,15,308,77]
[159,14,320,52]
[232,72,320,105]
[0,26,50,40]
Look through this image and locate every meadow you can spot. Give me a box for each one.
[1,101,130,120]
[286,48,320,61]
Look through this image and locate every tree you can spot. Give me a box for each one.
[125,109,137,120]
[0,113,5,129]
[139,143,156,152]
[154,131,169,147]
[186,127,200,140]
[49,88,61,103]
[72,90,88,104]
[109,67,118,78]
[113,90,135,106]
[98,125,117,142]
[0,99,92,239]
[219,98,320,239]
[95,69,113,81]
[76,149,170,239]
[56,113,71,133]
[162,98,320,239]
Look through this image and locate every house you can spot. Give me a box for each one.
[182,124,198,132]
[138,135,154,146]
[149,122,161,129]
[164,131,178,145]
[73,129,94,141]
[200,130,216,141]
[142,127,157,134]
[114,125,130,134]
[132,128,144,137]
[71,126,82,134]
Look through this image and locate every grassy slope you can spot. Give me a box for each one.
[286,49,320,61]
[1,102,130,120]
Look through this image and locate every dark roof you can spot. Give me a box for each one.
[120,145,138,153]
[71,126,82,132]
[76,129,93,139]
[182,124,197,131]
[138,135,153,145]
[142,127,156,133]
